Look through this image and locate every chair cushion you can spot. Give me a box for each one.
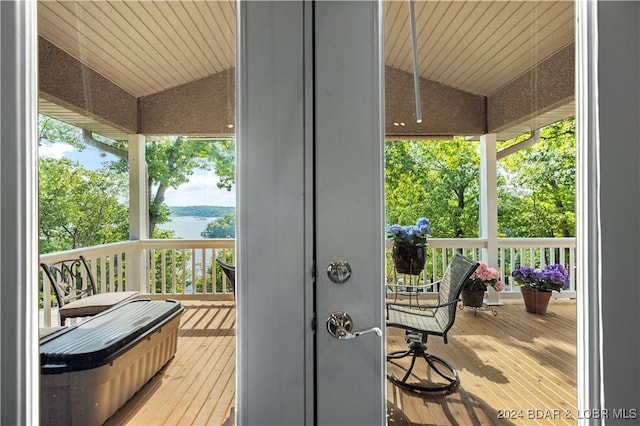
[386,305,447,334]
[39,326,66,339]
[59,291,140,319]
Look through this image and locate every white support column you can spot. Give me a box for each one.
[128,134,148,293]
[0,1,39,423]
[480,133,501,305]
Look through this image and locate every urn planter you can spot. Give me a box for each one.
[461,289,485,307]
[521,287,552,314]
[392,244,426,275]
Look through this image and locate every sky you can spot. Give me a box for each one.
[39,142,236,207]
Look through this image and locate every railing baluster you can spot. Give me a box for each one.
[149,249,156,294]
[191,249,196,295]
[99,256,105,294]
[118,252,124,290]
[171,249,177,294]
[180,248,186,294]
[161,249,167,295]
[111,254,115,292]
[201,248,207,294]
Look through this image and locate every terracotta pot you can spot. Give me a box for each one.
[521,287,552,314]
[461,289,485,307]
[392,244,426,275]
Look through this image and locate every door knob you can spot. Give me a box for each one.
[326,312,382,340]
[327,260,352,284]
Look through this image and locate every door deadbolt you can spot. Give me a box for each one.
[327,260,352,284]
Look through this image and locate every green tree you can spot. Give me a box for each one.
[101,136,235,236]
[39,115,83,147]
[384,120,575,241]
[201,213,236,238]
[498,118,576,237]
[39,157,129,253]
[39,116,236,238]
[385,138,480,238]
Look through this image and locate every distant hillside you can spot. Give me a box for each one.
[168,205,235,218]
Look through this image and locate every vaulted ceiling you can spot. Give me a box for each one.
[37,1,575,141]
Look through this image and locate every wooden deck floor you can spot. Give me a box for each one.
[106,299,576,426]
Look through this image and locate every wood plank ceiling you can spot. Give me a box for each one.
[37,1,575,140]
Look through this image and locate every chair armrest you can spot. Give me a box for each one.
[386,296,461,319]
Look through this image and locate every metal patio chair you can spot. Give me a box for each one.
[40,255,140,325]
[216,258,236,297]
[386,252,478,394]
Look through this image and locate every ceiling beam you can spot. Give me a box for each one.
[139,70,235,137]
[487,42,575,134]
[385,67,486,137]
[38,36,574,141]
[38,37,137,134]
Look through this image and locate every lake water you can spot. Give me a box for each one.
[155,216,223,293]
[156,216,218,239]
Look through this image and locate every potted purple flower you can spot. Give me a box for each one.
[387,218,431,275]
[512,264,570,314]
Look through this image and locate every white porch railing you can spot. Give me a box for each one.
[39,241,141,327]
[385,237,577,299]
[141,239,235,298]
[39,239,236,326]
[39,237,575,326]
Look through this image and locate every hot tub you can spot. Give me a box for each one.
[40,299,183,426]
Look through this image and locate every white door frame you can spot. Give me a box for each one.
[3,0,640,424]
[0,1,40,424]
[576,1,640,419]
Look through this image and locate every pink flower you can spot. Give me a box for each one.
[473,261,500,281]
[466,261,505,292]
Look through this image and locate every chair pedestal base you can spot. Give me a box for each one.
[387,340,459,394]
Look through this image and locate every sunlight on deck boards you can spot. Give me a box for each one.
[105,299,576,426]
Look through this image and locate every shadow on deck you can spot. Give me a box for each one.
[105,299,576,426]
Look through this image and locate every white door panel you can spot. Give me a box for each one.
[238,2,384,424]
[314,2,385,425]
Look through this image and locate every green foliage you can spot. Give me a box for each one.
[39,157,129,253]
[384,118,576,239]
[201,213,236,238]
[168,205,235,217]
[39,115,236,247]
[39,116,83,149]
[385,137,480,238]
[498,118,576,237]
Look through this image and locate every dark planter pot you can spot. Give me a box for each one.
[521,287,552,314]
[392,244,426,275]
[461,289,485,307]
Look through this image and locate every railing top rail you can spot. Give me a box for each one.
[385,238,576,249]
[385,238,487,249]
[140,239,235,249]
[40,239,237,263]
[497,237,576,248]
[39,240,140,263]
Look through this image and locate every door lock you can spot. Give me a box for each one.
[326,312,382,340]
[327,260,352,284]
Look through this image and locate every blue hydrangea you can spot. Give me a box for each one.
[386,218,431,246]
[416,217,432,235]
